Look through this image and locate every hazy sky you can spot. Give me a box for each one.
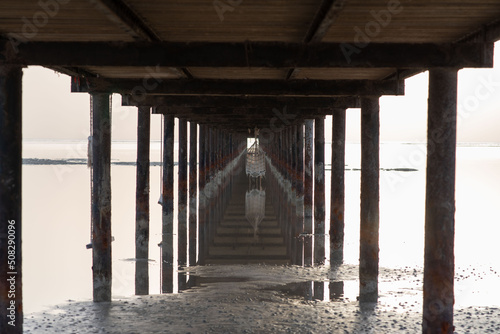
[22,41,500,143]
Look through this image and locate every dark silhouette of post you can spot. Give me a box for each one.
[359,97,380,302]
[330,109,346,265]
[303,119,314,266]
[135,106,150,295]
[295,123,304,266]
[90,93,112,302]
[162,114,175,293]
[189,122,198,267]
[198,125,207,264]
[422,68,457,334]
[178,118,188,291]
[314,116,326,265]
[0,66,23,334]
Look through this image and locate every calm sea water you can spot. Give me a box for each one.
[22,140,500,313]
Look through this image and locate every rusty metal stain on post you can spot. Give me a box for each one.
[330,109,346,265]
[423,69,457,334]
[162,114,175,293]
[0,66,23,333]
[189,122,198,267]
[135,106,150,296]
[314,116,326,265]
[303,119,314,266]
[359,97,380,303]
[178,118,188,291]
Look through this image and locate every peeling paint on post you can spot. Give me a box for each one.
[359,97,380,303]
[0,65,23,333]
[314,116,326,265]
[304,119,314,266]
[162,115,175,293]
[91,93,112,302]
[178,118,188,291]
[330,109,346,265]
[189,122,198,267]
[423,69,457,334]
[135,106,150,296]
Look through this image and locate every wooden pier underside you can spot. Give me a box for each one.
[2,1,500,333]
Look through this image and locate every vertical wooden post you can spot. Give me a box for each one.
[177,118,188,291]
[359,97,380,302]
[91,93,112,302]
[135,106,150,295]
[295,122,304,266]
[189,122,198,267]
[303,119,314,266]
[198,125,206,265]
[0,66,23,333]
[423,69,457,334]
[314,116,326,265]
[162,114,175,293]
[330,109,346,265]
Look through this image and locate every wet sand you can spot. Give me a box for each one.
[24,264,500,333]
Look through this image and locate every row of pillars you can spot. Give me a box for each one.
[260,71,457,332]
[0,66,456,333]
[159,115,245,293]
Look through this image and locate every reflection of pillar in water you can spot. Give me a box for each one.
[245,189,266,240]
[304,281,313,301]
[329,281,344,300]
[314,281,325,301]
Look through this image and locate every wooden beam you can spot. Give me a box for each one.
[458,18,500,43]
[88,0,161,41]
[123,95,360,108]
[287,0,347,79]
[4,41,493,69]
[72,78,404,96]
[306,0,347,43]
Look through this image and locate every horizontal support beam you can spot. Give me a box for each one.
[2,41,493,69]
[123,95,360,108]
[72,78,404,96]
[152,106,345,117]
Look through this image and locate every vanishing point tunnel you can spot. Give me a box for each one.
[2,1,500,333]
